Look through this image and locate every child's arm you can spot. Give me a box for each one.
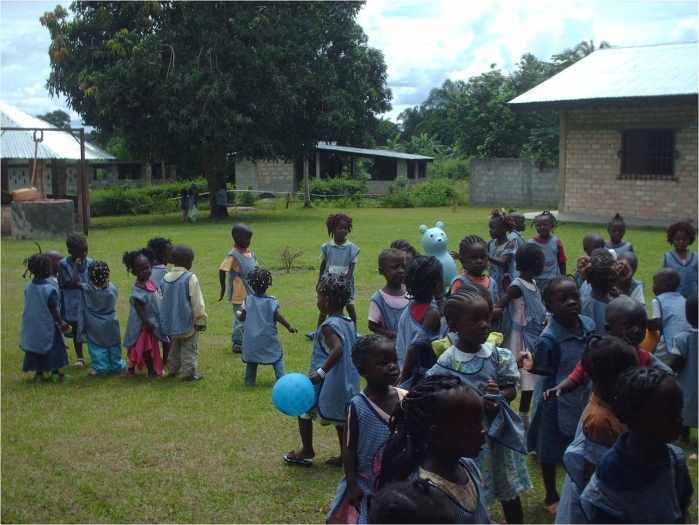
[493,284,523,320]
[670,354,686,372]
[218,269,227,302]
[275,310,297,333]
[558,261,567,276]
[647,317,662,331]
[368,320,396,340]
[70,257,83,288]
[60,259,82,290]
[309,326,343,385]
[133,299,154,333]
[236,309,246,322]
[488,252,512,269]
[318,260,327,282]
[343,404,363,512]
[49,304,70,333]
[544,378,579,402]
[398,344,422,386]
[557,239,567,276]
[345,262,356,281]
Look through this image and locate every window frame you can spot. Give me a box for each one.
[618,128,677,181]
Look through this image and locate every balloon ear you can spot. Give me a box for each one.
[419,225,428,234]
[436,221,444,229]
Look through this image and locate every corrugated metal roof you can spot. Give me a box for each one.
[317,142,434,161]
[509,42,698,108]
[0,101,116,160]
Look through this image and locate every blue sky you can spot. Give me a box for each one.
[2,0,697,128]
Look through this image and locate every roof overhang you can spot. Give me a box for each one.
[316,143,434,162]
[510,94,698,112]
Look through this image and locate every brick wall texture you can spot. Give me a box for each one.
[563,105,698,222]
[470,158,558,208]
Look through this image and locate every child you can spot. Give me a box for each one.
[236,268,297,386]
[555,336,639,524]
[180,188,189,222]
[669,292,698,447]
[487,209,518,297]
[390,239,419,266]
[284,277,358,467]
[328,334,406,523]
[396,256,443,387]
[662,220,698,298]
[452,235,498,305]
[579,367,693,524]
[577,253,630,334]
[367,478,456,524]
[527,275,595,514]
[57,233,93,368]
[649,267,691,365]
[123,248,168,378]
[495,243,547,431]
[574,233,605,287]
[605,213,634,257]
[368,249,409,341]
[216,187,228,218]
[187,183,198,222]
[527,211,566,294]
[317,213,361,328]
[160,244,207,381]
[20,252,71,382]
[219,223,257,354]
[426,290,531,524]
[45,249,64,289]
[73,259,127,376]
[507,210,526,249]
[616,251,645,307]
[147,237,173,288]
[375,375,491,524]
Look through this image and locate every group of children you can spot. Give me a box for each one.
[18,209,698,524]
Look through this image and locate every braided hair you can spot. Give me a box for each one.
[458,282,493,310]
[686,293,698,328]
[443,288,485,324]
[87,261,111,290]
[541,275,578,309]
[122,247,156,273]
[531,210,558,231]
[367,478,456,524]
[317,275,352,307]
[576,253,631,289]
[404,255,443,302]
[147,237,173,265]
[326,213,353,236]
[489,208,516,233]
[23,246,52,279]
[375,375,477,490]
[247,268,272,295]
[351,333,392,369]
[514,243,545,274]
[666,220,696,245]
[390,239,420,258]
[607,213,626,230]
[378,248,406,270]
[582,335,638,388]
[458,235,487,258]
[66,232,87,252]
[612,366,674,425]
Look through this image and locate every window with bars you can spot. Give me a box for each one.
[619,129,676,180]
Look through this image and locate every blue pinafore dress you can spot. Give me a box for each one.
[488,238,517,298]
[527,236,561,294]
[369,290,408,337]
[321,241,361,300]
[452,274,498,305]
[499,277,546,352]
[241,294,283,365]
[662,250,697,298]
[395,302,441,389]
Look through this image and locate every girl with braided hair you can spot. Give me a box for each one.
[452,235,498,305]
[285,276,359,468]
[375,374,491,523]
[396,256,443,387]
[487,209,518,297]
[235,268,297,386]
[20,251,72,382]
[662,220,698,298]
[579,367,692,524]
[527,211,567,295]
[72,259,127,376]
[605,213,634,257]
[577,252,632,335]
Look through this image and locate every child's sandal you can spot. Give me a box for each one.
[52,373,70,382]
[32,373,43,382]
[73,358,85,369]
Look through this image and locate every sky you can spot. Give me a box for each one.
[1,0,697,128]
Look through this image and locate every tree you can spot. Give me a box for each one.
[41,1,391,217]
[396,106,425,141]
[36,109,70,128]
[552,39,612,72]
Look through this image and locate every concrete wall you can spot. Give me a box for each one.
[235,159,295,194]
[11,200,75,240]
[470,158,558,208]
[561,105,698,222]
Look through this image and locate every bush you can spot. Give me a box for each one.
[309,177,368,202]
[430,158,470,180]
[238,185,259,207]
[379,177,462,208]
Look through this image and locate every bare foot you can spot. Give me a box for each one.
[325,456,343,466]
[284,449,315,467]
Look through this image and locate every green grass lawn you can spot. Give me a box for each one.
[2,202,696,523]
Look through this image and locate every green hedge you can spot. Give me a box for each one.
[308,177,368,201]
[379,177,461,208]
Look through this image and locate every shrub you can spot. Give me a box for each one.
[379,177,463,209]
[238,185,259,207]
[309,177,368,201]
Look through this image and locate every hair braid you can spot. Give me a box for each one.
[404,255,443,302]
[326,213,353,236]
[612,366,673,425]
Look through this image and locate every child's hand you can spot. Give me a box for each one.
[74,258,82,267]
[609,286,621,299]
[482,396,501,414]
[485,379,499,395]
[309,372,323,385]
[144,320,155,333]
[449,250,460,260]
[287,325,298,333]
[544,387,561,403]
[491,307,503,320]
[194,324,206,331]
[218,288,225,302]
[59,321,71,333]
[347,484,364,513]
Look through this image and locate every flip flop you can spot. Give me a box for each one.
[284,451,313,467]
[73,358,85,369]
[542,501,559,514]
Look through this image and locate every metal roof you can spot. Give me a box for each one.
[317,142,434,161]
[509,42,698,111]
[0,101,116,160]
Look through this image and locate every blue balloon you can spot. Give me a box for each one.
[272,373,316,417]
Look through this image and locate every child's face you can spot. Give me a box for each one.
[234,232,253,250]
[535,216,553,238]
[461,244,488,276]
[652,274,668,296]
[164,244,174,264]
[131,256,152,282]
[632,379,684,444]
[359,342,400,386]
[380,255,406,287]
[671,231,691,252]
[510,214,526,232]
[608,224,626,244]
[48,254,63,276]
[439,390,487,459]
[332,221,350,243]
[582,237,603,256]
[607,306,647,347]
[68,242,88,261]
[547,280,582,325]
[488,218,507,240]
[449,297,492,346]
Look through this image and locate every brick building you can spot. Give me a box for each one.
[510,42,698,223]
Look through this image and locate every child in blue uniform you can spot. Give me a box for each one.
[284,277,358,468]
[527,211,566,295]
[487,209,518,297]
[605,213,634,257]
[74,259,127,376]
[649,267,691,365]
[426,289,531,524]
[577,253,631,334]
[236,268,297,386]
[662,220,697,298]
[328,334,406,523]
[375,375,491,524]
[20,252,71,382]
[580,367,693,524]
[452,235,498,305]
[57,233,93,369]
[367,479,456,524]
[669,292,698,447]
[507,211,526,249]
[368,248,409,341]
[317,213,360,329]
[147,237,173,288]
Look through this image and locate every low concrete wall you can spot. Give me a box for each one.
[470,158,558,208]
[11,200,75,240]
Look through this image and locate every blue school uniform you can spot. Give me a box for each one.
[321,240,361,301]
[528,315,596,464]
[369,290,408,337]
[499,277,547,351]
[452,274,498,305]
[160,272,194,336]
[150,264,169,290]
[123,282,169,346]
[579,433,693,524]
[396,303,441,388]
[57,256,94,337]
[508,230,525,249]
[308,315,359,423]
[662,250,698,298]
[527,236,563,292]
[655,291,692,365]
[672,329,698,428]
[488,238,517,298]
[605,241,634,258]
[581,295,608,335]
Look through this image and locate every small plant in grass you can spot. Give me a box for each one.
[238,185,259,207]
[278,245,304,274]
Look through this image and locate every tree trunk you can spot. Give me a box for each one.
[303,156,311,208]
[203,146,229,219]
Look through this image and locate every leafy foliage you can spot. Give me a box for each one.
[308,177,368,201]
[35,109,70,128]
[380,177,461,208]
[238,185,259,207]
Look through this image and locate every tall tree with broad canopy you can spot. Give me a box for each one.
[41,1,391,216]
[36,109,71,128]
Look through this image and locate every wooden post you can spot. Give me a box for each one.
[1,158,9,204]
[303,157,310,208]
[558,111,567,213]
[80,128,89,235]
